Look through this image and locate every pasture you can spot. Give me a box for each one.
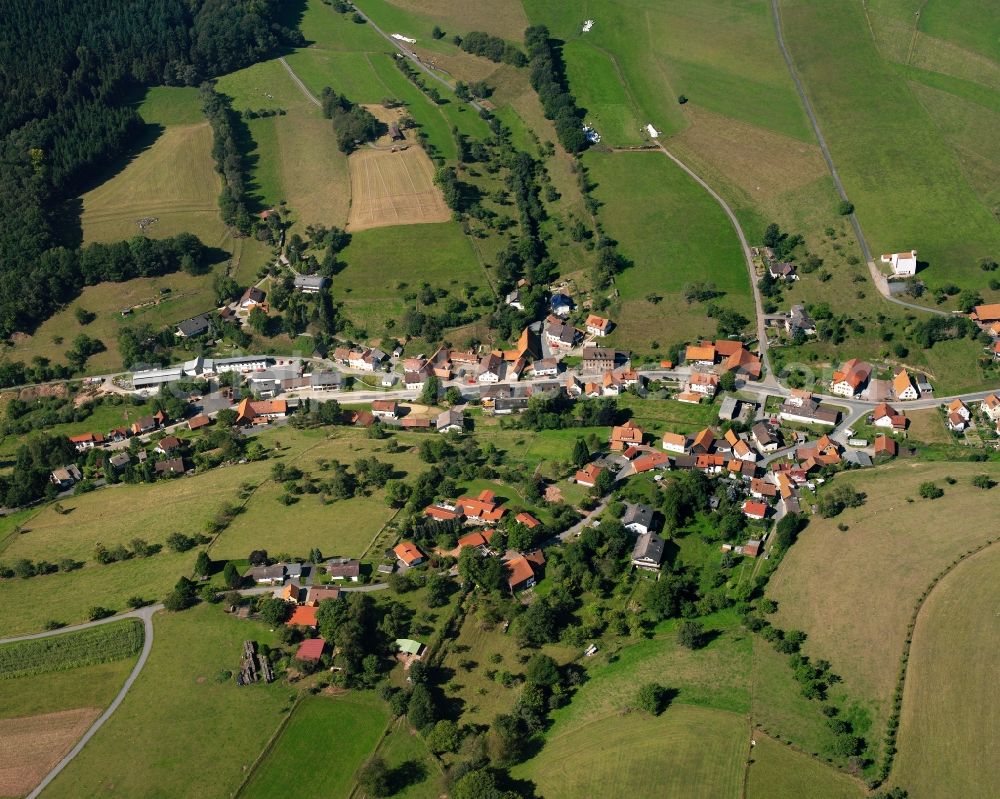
[891,543,1000,798]
[583,150,753,350]
[383,0,529,42]
[333,221,487,331]
[746,733,864,799]
[241,694,389,799]
[779,0,1000,296]
[347,144,450,232]
[512,703,747,799]
[768,461,1000,753]
[0,659,135,720]
[41,605,290,799]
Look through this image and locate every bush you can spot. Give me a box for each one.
[677,620,706,650]
[838,200,854,215]
[918,482,943,500]
[635,682,670,715]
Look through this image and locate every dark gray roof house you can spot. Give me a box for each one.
[622,503,655,535]
[294,274,328,293]
[176,314,212,338]
[310,371,341,389]
[632,532,665,571]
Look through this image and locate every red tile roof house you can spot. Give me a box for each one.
[609,420,643,451]
[574,463,604,488]
[154,435,182,455]
[515,512,542,529]
[372,400,399,419]
[295,638,326,663]
[456,489,506,523]
[394,541,425,567]
[287,605,318,629]
[424,503,464,522]
[68,432,104,451]
[741,500,768,520]
[504,549,546,593]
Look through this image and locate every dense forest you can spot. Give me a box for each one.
[0,0,302,336]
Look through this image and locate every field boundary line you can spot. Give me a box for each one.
[879,534,1000,787]
[232,693,305,798]
[278,57,320,108]
[345,713,399,799]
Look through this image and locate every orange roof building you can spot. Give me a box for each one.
[457,489,506,522]
[685,344,716,364]
[236,398,287,425]
[424,504,462,522]
[393,541,425,566]
[287,605,318,628]
[874,434,898,457]
[610,420,643,451]
[691,427,715,453]
[515,512,541,529]
[575,463,604,487]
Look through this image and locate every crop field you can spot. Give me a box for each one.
[512,703,746,799]
[0,619,143,679]
[0,659,135,721]
[768,461,1000,752]
[891,543,1000,797]
[779,0,1000,296]
[583,150,752,350]
[42,605,290,799]
[347,146,450,231]
[241,694,389,799]
[0,707,101,799]
[746,733,864,799]
[81,123,227,247]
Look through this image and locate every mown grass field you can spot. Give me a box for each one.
[891,543,1000,798]
[241,693,389,799]
[768,461,1000,759]
[383,0,530,42]
[334,222,487,331]
[42,605,290,799]
[747,733,864,799]
[0,659,135,720]
[512,703,747,799]
[374,718,443,799]
[584,150,753,351]
[780,0,1000,296]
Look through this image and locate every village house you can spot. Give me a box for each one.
[946,399,971,431]
[687,372,719,398]
[457,489,506,523]
[574,463,604,488]
[310,371,341,391]
[719,347,762,380]
[239,286,266,310]
[550,293,573,317]
[436,408,464,433]
[601,371,622,396]
[742,500,768,520]
[631,532,665,572]
[675,390,705,404]
[690,427,716,454]
[581,346,622,372]
[610,420,643,451]
[293,274,327,294]
[371,400,399,419]
[831,359,873,398]
[585,314,612,337]
[477,353,504,383]
[971,303,1000,326]
[545,320,579,349]
[504,288,525,310]
[516,512,541,529]
[404,370,427,391]
[326,558,360,582]
[50,464,82,490]
[622,503,656,535]
[235,398,287,425]
[685,343,716,366]
[451,529,495,557]
[154,435,182,455]
[661,432,688,454]
[780,397,839,426]
[188,414,211,431]
[893,369,919,401]
[68,432,104,451]
[176,313,212,338]
[880,249,917,277]
[785,305,817,337]
[796,435,842,471]
[981,394,1000,423]
[531,358,559,377]
[287,605,318,629]
[108,452,131,471]
[628,450,670,475]
[394,541,425,568]
[505,549,545,593]
[751,422,781,453]
[768,262,798,281]
[424,503,463,522]
[401,416,431,430]
[750,478,778,499]
[154,458,185,475]
[872,402,907,431]
[250,563,285,585]
[295,638,326,663]
[131,410,167,435]
[874,434,898,458]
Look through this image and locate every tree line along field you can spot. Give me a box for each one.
[767,461,1000,772]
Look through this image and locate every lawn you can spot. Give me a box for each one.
[779,0,1000,296]
[512,703,747,799]
[333,222,487,331]
[616,395,718,436]
[241,693,389,799]
[584,150,753,351]
[767,460,1000,761]
[41,605,291,799]
[747,733,865,799]
[891,542,1000,798]
[904,408,954,445]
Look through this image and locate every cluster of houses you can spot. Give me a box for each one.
[679,340,763,403]
[969,303,1000,360]
[827,358,932,402]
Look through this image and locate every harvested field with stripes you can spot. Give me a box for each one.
[0,708,100,797]
[346,145,449,232]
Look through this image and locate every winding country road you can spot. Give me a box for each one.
[768,0,947,318]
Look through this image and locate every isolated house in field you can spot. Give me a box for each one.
[768,262,797,281]
[631,532,665,572]
[881,250,917,276]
